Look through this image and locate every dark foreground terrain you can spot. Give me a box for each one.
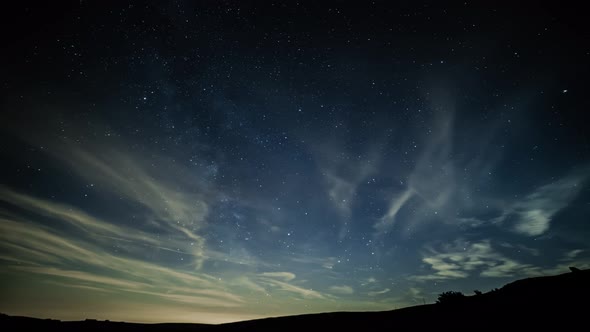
[2,268,589,331]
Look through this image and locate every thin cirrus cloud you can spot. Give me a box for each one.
[257,272,326,299]
[289,255,338,270]
[0,215,245,309]
[313,140,380,240]
[374,188,414,235]
[0,204,225,290]
[0,188,332,321]
[493,168,588,236]
[258,271,296,281]
[322,162,376,239]
[0,186,208,269]
[329,285,354,295]
[374,107,455,236]
[367,288,390,296]
[11,133,216,270]
[54,143,211,254]
[371,89,588,238]
[1,132,374,323]
[0,139,261,322]
[0,188,166,251]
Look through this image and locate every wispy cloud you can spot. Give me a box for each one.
[0,187,210,270]
[368,288,390,296]
[375,99,456,236]
[1,132,348,320]
[372,89,588,239]
[564,249,584,260]
[324,172,357,218]
[16,266,147,289]
[5,130,217,271]
[0,215,245,310]
[374,188,414,234]
[230,276,268,294]
[314,141,380,239]
[0,145,265,314]
[0,187,164,249]
[499,242,540,256]
[290,255,338,270]
[50,142,211,267]
[493,169,588,236]
[258,271,296,281]
[329,285,354,295]
[258,272,325,299]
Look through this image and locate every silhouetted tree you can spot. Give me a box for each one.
[436,291,465,304]
[474,290,482,296]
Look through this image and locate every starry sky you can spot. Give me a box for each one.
[1,1,589,324]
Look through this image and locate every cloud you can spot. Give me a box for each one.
[368,288,390,296]
[290,255,337,270]
[1,132,341,320]
[407,106,455,211]
[322,162,376,240]
[256,271,326,299]
[258,272,296,281]
[15,266,147,290]
[231,276,267,294]
[0,135,215,270]
[329,285,354,295]
[374,188,414,234]
[375,100,456,236]
[0,179,277,314]
[455,217,487,228]
[0,215,246,310]
[325,172,357,218]
[404,287,427,304]
[0,187,210,270]
[411,239,534,281]
[126,289,244,308]
[21,137,214,266]
[65,144,210,247]
[416,243,589,280]
[0,187,164,249]
[0,216,115,268]
[564,249,584,260]
[372,89,587,239]
[494,169,588,236]
[259,279,325,300]
[518,249,589,277]
[314,141,380,239]
[499,242,540,256]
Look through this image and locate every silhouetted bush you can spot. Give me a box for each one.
[436,291,465,305]
[474,290,482,296]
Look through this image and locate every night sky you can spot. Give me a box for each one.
[1,1,590,324]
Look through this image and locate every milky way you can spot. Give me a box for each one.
[1,2,589,324]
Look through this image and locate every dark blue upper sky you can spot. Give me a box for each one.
[1,1,589,323]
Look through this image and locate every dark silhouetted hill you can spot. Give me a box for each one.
[2,268,589,331]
